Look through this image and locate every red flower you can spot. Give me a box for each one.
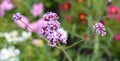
[64,14,72,22]
[99,19,105,25]
[75,0,84,3]
[60,2,71,10]
[114,33,120,41]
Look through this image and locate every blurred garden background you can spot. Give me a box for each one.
[0,0,120,61]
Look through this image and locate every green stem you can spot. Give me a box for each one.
[92,34,99,61]
[57,42,72,61]
[65,40,83,49]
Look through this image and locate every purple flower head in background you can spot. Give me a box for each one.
[93,22,106,36]
[12,13,30,29]
[30,3,44,17]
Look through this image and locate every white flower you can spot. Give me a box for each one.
[108,0,111,2]
[3,30,31,43]
[0,46,20,61]
[21,31,31,39]
[4,30,20,43]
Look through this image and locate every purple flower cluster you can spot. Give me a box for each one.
[44,28,67,47]
[38,12,67,47]
[38,20,60,37]
[12,12,68,47]
[42,12,59,21]
[56,28,67,44]
[93,22,106,36]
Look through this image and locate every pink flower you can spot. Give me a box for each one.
[27,23,39,32]
[27,18,43,32]
[0,0,14,17]
[114,33,120,41]
[32,39,43,47]
[30,3,44,17]
[117,15,120,22]
[16,16,29,29]
[107,5,119,19]
[0,5,5,17]
[12,13,30,29]
[1,0,14,11]
[107,5,119,14]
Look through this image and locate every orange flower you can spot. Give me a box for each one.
[78,13,86,24]
[78,13,86,20]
